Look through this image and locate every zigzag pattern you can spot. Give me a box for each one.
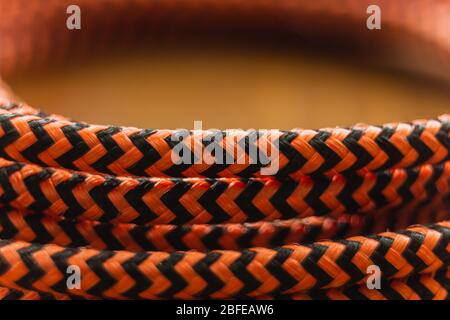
[254,267,450,300]
[0,157,447,225]
[1,199,448,253]
[0,108,448,179]
[0,0,449,300]
[0,286,83,300]
[0,109,446,300]
[0,221,447,299]
[0,209,382,252]
[2,267,448,300]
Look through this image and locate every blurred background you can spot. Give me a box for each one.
[1,0,449,130]
[6,46,450,130]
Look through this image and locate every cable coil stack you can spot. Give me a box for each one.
[0,0,449,300]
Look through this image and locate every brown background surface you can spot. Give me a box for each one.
[6,48,450,130]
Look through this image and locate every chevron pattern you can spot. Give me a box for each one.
[0,157,447,225]
[0,221,446,299]
[0,108,446,300]
[0,286,86,300]
[0,209,388,252]
[252,267,450,300]
[1,266,448,300]
[0,199,448,253]
[0,0,449,300]
[0,108,448,179]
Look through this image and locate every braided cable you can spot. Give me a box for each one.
[0,108,448,179]
[0,267,448,301]
[0,221,447,299]
[0,0,448,300]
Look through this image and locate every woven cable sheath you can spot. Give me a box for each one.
[0,0,449,300]
[0,268,448,301]
[0,221,447,299]
[0,108,447,179]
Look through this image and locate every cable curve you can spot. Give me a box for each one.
[0,0,448,300]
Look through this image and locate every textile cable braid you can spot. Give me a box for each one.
[0,0,449,300]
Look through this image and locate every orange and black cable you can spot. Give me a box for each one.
[1,267,448,301]
[0,0,449,301]
[0,221,447,299]
[0,106,446,300]
[0,107,448,179]
[0,199,448,253]
[252,267,450,300]
[0,209,394,252]
[0,157,447,225]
